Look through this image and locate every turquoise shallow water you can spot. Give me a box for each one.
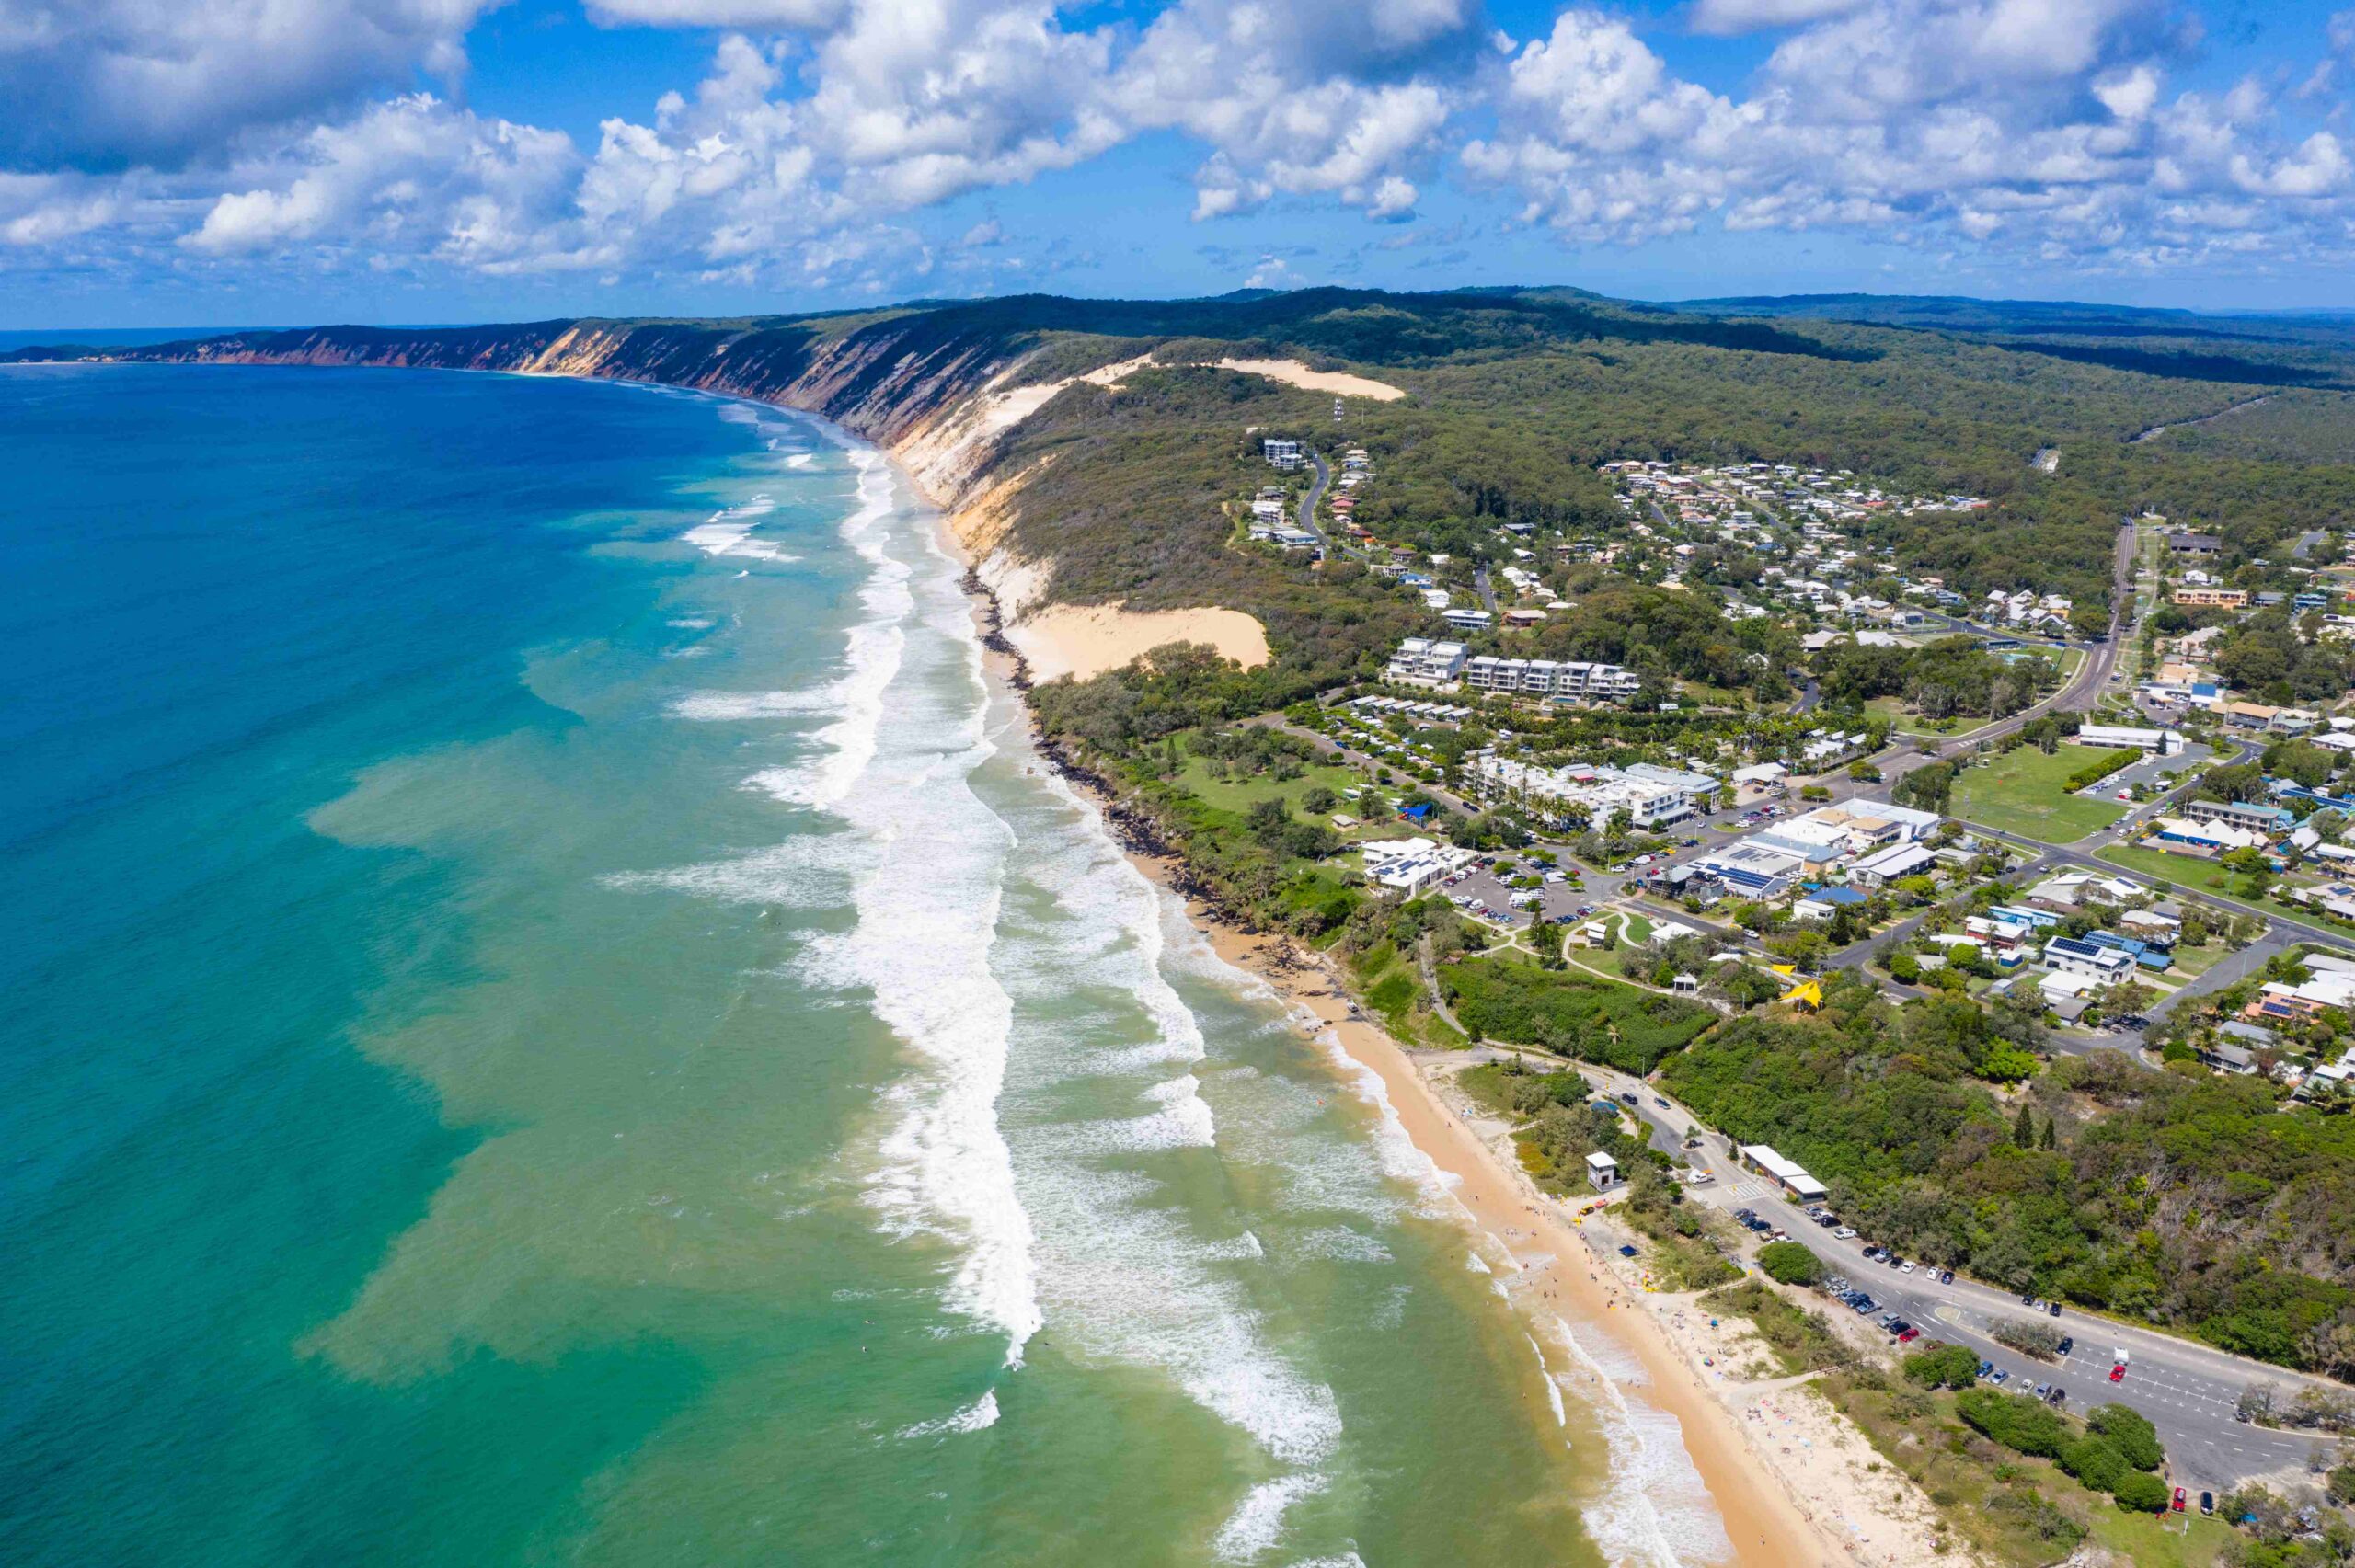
[0,364,1718,1566]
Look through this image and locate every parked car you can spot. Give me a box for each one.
[2048,1386,2067,1405]
[2048,1301,2062,1317]
[1899,1261,1917,1274]
[1835,1226,1857,1240]
[2108,1364,2125,1383]
[1991,1369,2009,1385]
[2172,1487,2187,1514]
[2057,1336,2074,1356]
[1896,1326,1920,1344]
[1938,1269,1956,1285]
[2200,1492,2214,1516]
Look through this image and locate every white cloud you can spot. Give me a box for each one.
[0,0,507,173]
[1461,0,2355,267]
[8,0,2355,297]
[1686,0,1871,37]
[583,0,844,25]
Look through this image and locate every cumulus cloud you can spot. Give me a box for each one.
[7,0,2355,297]
[1686,0,1872,36]
[0,0,506,173]
[1463,1,2354,265]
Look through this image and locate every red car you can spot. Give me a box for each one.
[2172,1487,2187,1513]
[2109,1364,2126,1382]
[1896,1327,1921,1343]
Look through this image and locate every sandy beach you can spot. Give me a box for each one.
[934,463,1947,1568]
[1189,914,1965,1568]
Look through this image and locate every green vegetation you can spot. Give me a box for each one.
[1950,743,2131,840]
[1755,1239,1821,1285]
[1819,636,2062,723]
[1660,999,2355,1377]
[1441,957,1717,1074]
[1902,1340,1982,1390]
[1698,1280,1845,1374]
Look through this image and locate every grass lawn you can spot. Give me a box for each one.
[2166,942,2232,978]
[2085,1510,2231,1567]
[1950,745,2131,841]
[1862,695,1974,737]
[1176,753,1368,818]
[2098,845,2355,937]
[2096,844,2245,898]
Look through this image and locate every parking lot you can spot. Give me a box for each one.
[1439,864,1586,929]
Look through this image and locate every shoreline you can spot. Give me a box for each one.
[899,410,1937,1566]
[913,454,1912,1568]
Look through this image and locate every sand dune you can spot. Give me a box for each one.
[1214,358,1407,401]
[1007,601,1270,683]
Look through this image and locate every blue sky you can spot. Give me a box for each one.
[5,0,2354,328]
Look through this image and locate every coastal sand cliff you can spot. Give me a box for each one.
[144,321,1267,681]
[121,333,1947,1561]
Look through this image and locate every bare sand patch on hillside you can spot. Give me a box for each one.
[1006,601,1269,683]
[1213,358,1407,401]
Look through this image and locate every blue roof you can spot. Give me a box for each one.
[2192,682,2221,697]
[1400,803,1431,821]
[1818,887,1867,905]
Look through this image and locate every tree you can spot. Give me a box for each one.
[2110,1471,2169,1514]
[1902,1341,1981,1390]
[2015,1100,2037,1146]
[2087,1403,2163,1471]
[1758,1240,1822,1285]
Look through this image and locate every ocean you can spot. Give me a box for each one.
[0,362,1722,1566]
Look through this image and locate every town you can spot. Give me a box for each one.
[1051,420,2355,1561]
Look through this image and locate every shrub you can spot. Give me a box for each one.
[1955,1389,2070,1459]
[1902,1342,1981,1390]
[2058,1435,2126,1493]
[1991,1318,2064,1361]
[1758,1240,1822,1285]
[2110,1471,2169,1513]
[2062,747,2142,793]
[2086,1403,2163,1471]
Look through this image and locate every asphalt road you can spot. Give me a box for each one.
[1580,1063,2340,1490]
[1298,452,1330,556]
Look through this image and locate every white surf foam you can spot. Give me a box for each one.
[975,754,1346,1556]
[682,494,798,562]
[798,451,1039,1359]
[1212,1471,1329,1564]
[896,1389,1000,1439]
[1547,1314,1733,1567]
[629,434,1042,1365]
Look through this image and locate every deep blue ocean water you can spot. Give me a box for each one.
[0,363,1723,1568]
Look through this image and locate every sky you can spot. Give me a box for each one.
[5,0,2355,328]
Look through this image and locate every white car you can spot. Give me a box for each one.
[1835,1226,1857,1239]
[1900,1261,1917,1274]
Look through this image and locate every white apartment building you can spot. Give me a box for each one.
[1458,655,1642,704]
[1384,637,1468,688]
[1262,438,1304,471]
[1468,755,1703,829]
[1360,837,1476,897]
